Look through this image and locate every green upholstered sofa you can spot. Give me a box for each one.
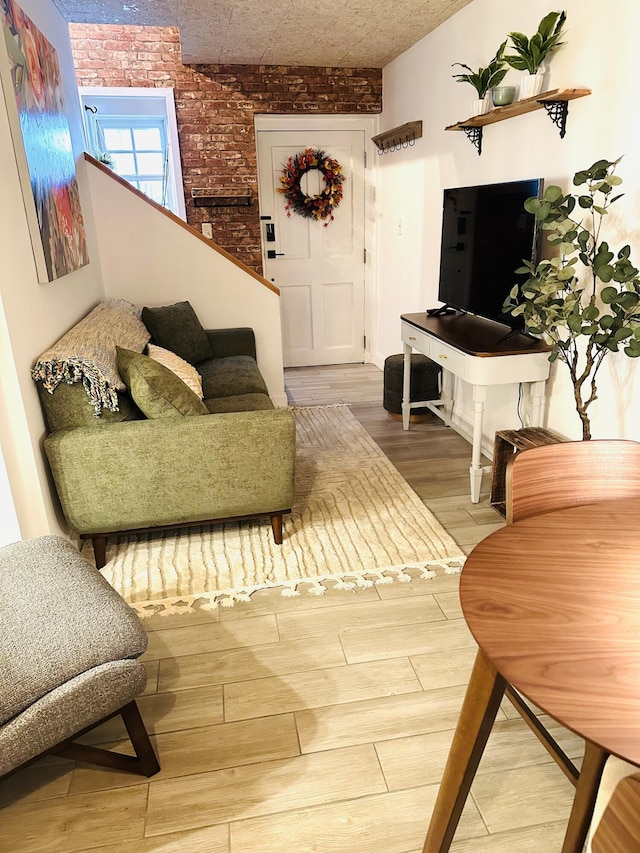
[33,299,296,569]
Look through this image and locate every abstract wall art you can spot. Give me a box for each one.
[0,0,89,281]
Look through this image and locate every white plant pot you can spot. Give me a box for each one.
[471,94,492,115]
[520,67,546,100]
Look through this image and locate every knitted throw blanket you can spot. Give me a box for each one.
[32,299,150,415]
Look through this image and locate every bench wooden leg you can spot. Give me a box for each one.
[423,648,506,852]
[53,701,160,777]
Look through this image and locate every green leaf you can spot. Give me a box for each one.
[567,314,582,333]
[597,265,615,282]
[618,292,640,310]
[543,185,564,203]
[583,304,599,320]
[600,286,618,304]
[613,327,633,342]
[556,266,576,281]
[524,196,541,214]
[578,195,593,208]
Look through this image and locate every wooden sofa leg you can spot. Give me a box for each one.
[92,535,108,569]
[270,513,283,545]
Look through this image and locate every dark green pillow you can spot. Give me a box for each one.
[116,347,209,419]
[141,301,212,365]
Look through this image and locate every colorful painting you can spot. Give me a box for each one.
[0,0,88,281]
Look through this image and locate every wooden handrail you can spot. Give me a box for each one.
[83,153,279,296]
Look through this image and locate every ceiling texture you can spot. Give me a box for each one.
[52,0,472,66]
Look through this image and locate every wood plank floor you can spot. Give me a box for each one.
[0,364,582,852]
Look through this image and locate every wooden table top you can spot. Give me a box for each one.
[460,497,640,765]
[401,312,552,357]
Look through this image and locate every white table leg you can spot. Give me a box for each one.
[402,343,412,431]
[441,369,453,426]
[530,379,546,427]
[469,385,486,503]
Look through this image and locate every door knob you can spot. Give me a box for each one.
[267,250,285,259]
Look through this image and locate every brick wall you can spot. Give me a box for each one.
[69,24,382,273]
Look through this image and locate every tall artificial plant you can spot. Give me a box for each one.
[504,10,566,74]
[452,41,508,99]
[504,158,640,440]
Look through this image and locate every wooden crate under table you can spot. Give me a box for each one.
[490,427,566,517]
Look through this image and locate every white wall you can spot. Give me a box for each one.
[376,0,640,443]
[0,0,105,538]
[85,164,287,405]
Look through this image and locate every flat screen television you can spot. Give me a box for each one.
[434,178,543,329]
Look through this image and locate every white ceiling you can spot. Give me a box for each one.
[52,0,472,66]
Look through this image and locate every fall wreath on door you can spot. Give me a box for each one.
[277,147,345,225]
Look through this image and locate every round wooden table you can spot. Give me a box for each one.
[423,497,640,853]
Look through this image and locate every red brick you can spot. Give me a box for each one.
[70,23,381,273]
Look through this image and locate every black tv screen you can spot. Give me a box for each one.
[437,178,542,327]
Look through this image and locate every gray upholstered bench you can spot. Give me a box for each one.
[0,535,159,779]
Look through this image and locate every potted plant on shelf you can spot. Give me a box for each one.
[503,158,640,440]
[504,10,567,99]
[452,41,507,115]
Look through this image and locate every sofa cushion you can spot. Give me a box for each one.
[147,344,204,399]
[38,382,142,432]
[141,301,213,365]
[32,298,150,416]
[198,355,269,400]
[116,347,208,419]
[204,393,274,414]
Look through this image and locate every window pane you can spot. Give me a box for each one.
[136,152,164,174]
[133,127,162,150]
[102,127,133,149]
[137,180,164,203]
[111,152,136,174]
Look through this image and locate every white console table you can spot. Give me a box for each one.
[401,312,552,503]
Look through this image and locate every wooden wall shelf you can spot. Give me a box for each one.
[372,121,422,154]
[446,87,591,155]
[191,188,252,207]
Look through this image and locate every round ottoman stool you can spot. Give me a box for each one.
[383,353,441,423]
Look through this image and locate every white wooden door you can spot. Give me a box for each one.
[256,130,366,367]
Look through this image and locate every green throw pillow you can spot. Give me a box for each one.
[141,301,212,365]
[116,347,209,419]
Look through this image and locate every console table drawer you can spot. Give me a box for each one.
[401,324,431,353]
[429,340,464,375]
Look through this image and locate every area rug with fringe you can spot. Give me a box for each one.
[96,405,465,616]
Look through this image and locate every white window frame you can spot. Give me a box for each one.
[79,86,186,220]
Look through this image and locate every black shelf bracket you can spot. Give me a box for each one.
[462,126,483,156]
[541,99,569,138]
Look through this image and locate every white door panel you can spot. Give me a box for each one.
[257,130,365,367]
